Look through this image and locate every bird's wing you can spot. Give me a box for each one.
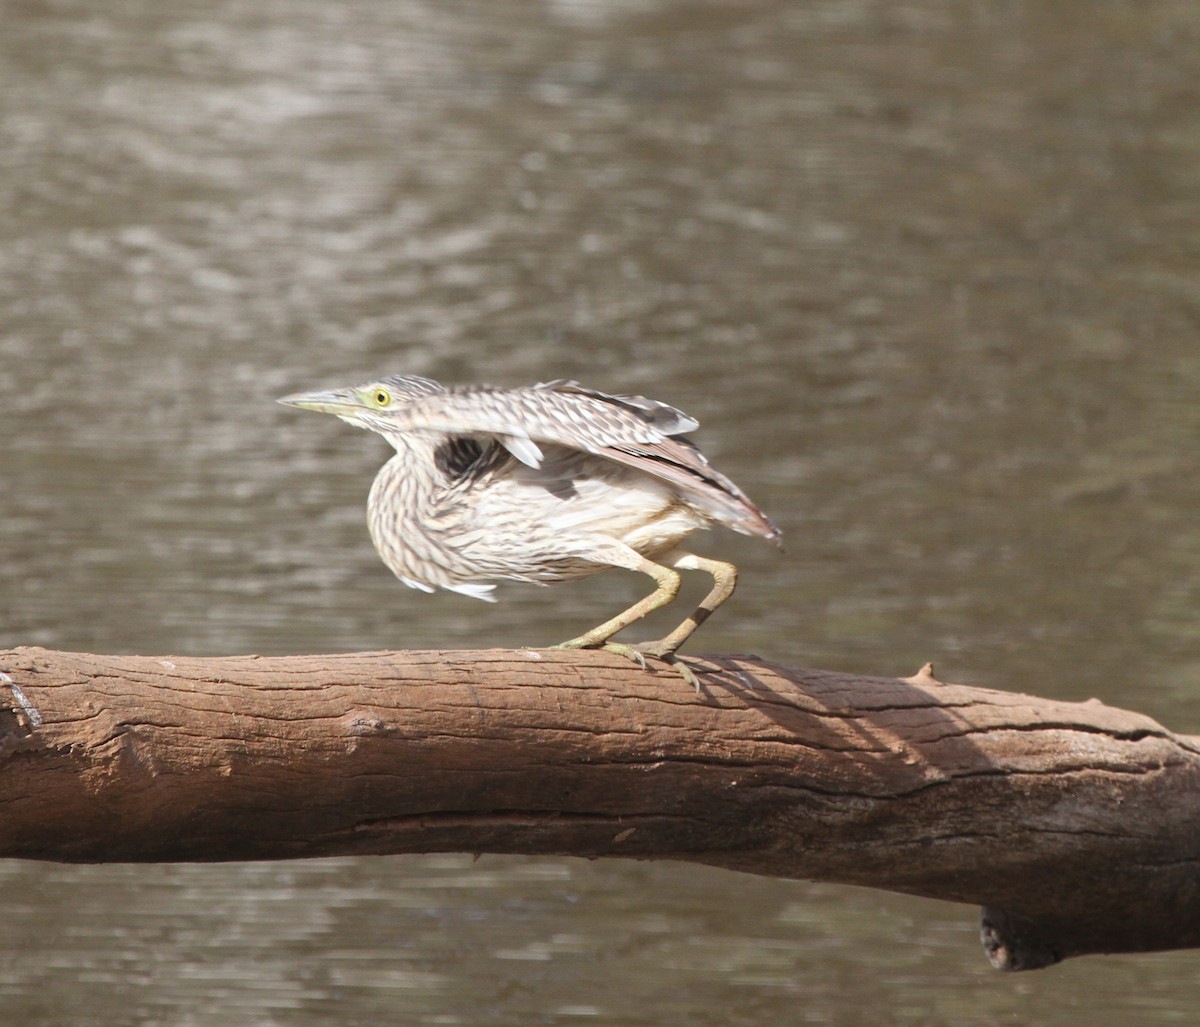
[387,382,781,545]
[603,436,782,544]
[382,381,695,465]
[533,380,701,436]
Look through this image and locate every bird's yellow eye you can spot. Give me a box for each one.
[373,388,392,408]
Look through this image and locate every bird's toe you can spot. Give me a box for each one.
[551,637,702,690]
[618,641,703,691]
[597,641,649,671]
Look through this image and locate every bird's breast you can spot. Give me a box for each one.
[366,442,710,590]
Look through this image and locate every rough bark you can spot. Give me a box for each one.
[1,645,1198,970]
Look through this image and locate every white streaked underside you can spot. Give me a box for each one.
[368,437,710,600]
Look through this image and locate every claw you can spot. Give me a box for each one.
[596,641,648,671]
[553,638,702,691]
[653,651,702,692]
[611,642,700,690]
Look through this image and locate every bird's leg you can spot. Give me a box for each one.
[635,551,738,657]
[616,551,737,690]
[554,549,738,691]
[554,554,681,652]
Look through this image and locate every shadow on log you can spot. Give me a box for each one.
[1,645,1198,971]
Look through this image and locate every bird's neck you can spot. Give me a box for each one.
[365,435,447,575]
[369,434,440,523]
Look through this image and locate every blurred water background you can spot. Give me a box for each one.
[2,1,1199,1023]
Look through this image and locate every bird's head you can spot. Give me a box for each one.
[278,374,444,433]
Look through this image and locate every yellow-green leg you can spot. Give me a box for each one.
[553,548,739,690]
[636,551,738,659]
[554,553,681,651]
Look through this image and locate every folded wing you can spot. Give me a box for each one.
[386,380,781,545]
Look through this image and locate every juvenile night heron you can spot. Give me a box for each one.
[279,375,781,685]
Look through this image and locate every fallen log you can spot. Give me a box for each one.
[1,645,1197,971]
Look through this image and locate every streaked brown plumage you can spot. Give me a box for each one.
[279,375,780,685]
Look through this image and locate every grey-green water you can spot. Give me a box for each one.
[2,1,1199,1022]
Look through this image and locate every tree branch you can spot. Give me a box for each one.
[1,646,1197,970]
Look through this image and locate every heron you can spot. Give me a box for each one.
[279,375,780,686]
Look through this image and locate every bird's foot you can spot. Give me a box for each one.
[622,641,702,691]
[551,637,701,691]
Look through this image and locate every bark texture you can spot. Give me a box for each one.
[1,645,1198,970]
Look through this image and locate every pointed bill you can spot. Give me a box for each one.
[277,388,366,416]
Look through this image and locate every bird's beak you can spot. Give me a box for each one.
[277,388,365,416]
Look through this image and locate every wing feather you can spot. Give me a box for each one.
[604,437,782,544]
[380,382,692,455]
[383,381,780,544]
